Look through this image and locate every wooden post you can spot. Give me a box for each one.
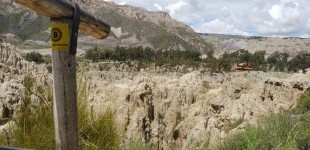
[52,18,78,150]
[12,0,110,149]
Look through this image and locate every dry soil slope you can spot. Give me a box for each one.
[201,33,310,57]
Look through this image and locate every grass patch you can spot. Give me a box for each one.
[225,117,245,133]
[0,74,55,149]
[217,91,310,150]
[17,44,50,50]
[0,73,121,149]
[295,91,310,113]
[77,74,120,149]
[118,138,153,150]
[219,114,310,150]
[42,55,52,64]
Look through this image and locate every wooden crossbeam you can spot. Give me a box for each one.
[14,0,110,39]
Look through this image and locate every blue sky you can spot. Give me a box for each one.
[104,0,310,37]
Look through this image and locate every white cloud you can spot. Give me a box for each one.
[191,6,250,36]
[256,0,305,35]
[301,34,310,38]
[154,3,163,11]
[307,19,310,29]
[269,5,282,19]
[118,1,126,5]
[104,0,310,37]
[104,0,126,5]
[191,19,250,36]
[269,1,300,21]
[164,1,187,16]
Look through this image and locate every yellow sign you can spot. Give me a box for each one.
[51,23,69,51]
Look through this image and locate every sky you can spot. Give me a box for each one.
[104,0,310,37]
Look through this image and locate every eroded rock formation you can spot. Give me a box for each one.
[0,42,309,149]
[0,43,51,127]
[87,70,310,149]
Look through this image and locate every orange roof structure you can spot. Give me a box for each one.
[234,63,253,71]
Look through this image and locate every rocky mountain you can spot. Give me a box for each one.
[201,33,310,57]
[0,0,214,53]
[2,0,309,57]
[0,1,50,44]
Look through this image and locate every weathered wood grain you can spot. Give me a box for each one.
[14,0,110,39]
[52,18,78,150]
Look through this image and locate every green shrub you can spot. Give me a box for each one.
[217,92,310,150]
[85,46,201,68]
[295,91,310,113]
[43,54,52,64]
[225,117,245,133]
[0,74,120,150]
[287,53,310,72]
[78,71,121,149]
[296,134,310,150]
[23,52,44,64]
[0,74,55,149]
[218,114,304,150]
[78,75,120,149]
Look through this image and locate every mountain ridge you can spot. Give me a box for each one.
[201,33,310,57]
[0,0,214,54]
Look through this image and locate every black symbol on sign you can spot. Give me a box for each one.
[51,28,62,42]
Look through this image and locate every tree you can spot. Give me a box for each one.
[238,49,251,63]
[288,53,310,72]
[219,58,232,71]
[205,58,219,75]
[267,51,290,71]
[250,51,267,71]
[206,49,214,59]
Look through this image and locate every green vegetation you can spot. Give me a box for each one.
[214,49,267,72]
[266,51,310,73]
[22,52,52,64]
[23,52,45,64]
[0,15,10,34]
[218,91,310,150]
[287,53,310,73]
[224,117,245,133]
[295,91,310,113]
[85,46,201,67]
[17,43,50,50]
[42,54,52,64]
[98,9,211,52]
[0,74,121,149]
[0,74,55,149]
[118,138,153,150]
[77,74,120,149]
[0,11,50,41]
[16,14,50,41]
[85,46,310,73]
[267,51,289,71]
[149,30,197,51]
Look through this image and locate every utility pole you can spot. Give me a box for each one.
[13,0,110,149]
